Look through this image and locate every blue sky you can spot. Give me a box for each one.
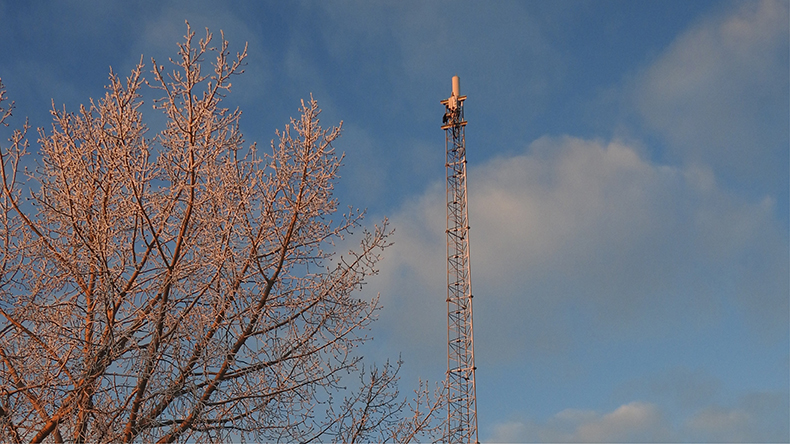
[1,1,787,442]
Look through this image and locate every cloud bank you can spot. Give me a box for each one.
[375,135,787,363]
[488,390,789,443]
[634,0,789,195]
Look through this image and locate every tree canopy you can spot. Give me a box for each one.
[0,25,443,443]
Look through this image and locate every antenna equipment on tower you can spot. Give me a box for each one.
[441,75,478,444]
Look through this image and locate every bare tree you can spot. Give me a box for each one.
[0,25,444,443]
[320,360,446,444]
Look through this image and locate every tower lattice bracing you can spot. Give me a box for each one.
[441,76,478,444]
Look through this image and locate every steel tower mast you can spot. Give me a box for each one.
[441,76,478,444]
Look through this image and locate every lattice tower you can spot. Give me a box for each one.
[440,75,478,444]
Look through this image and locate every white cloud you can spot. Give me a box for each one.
[486,392,789,442]
[488,419,532,443]
[575,402,668,442]
[372,135,787,365]
[488,402,670,443]
[634,0,789,192]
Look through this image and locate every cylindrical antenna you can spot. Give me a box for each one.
[452,75,460,97]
